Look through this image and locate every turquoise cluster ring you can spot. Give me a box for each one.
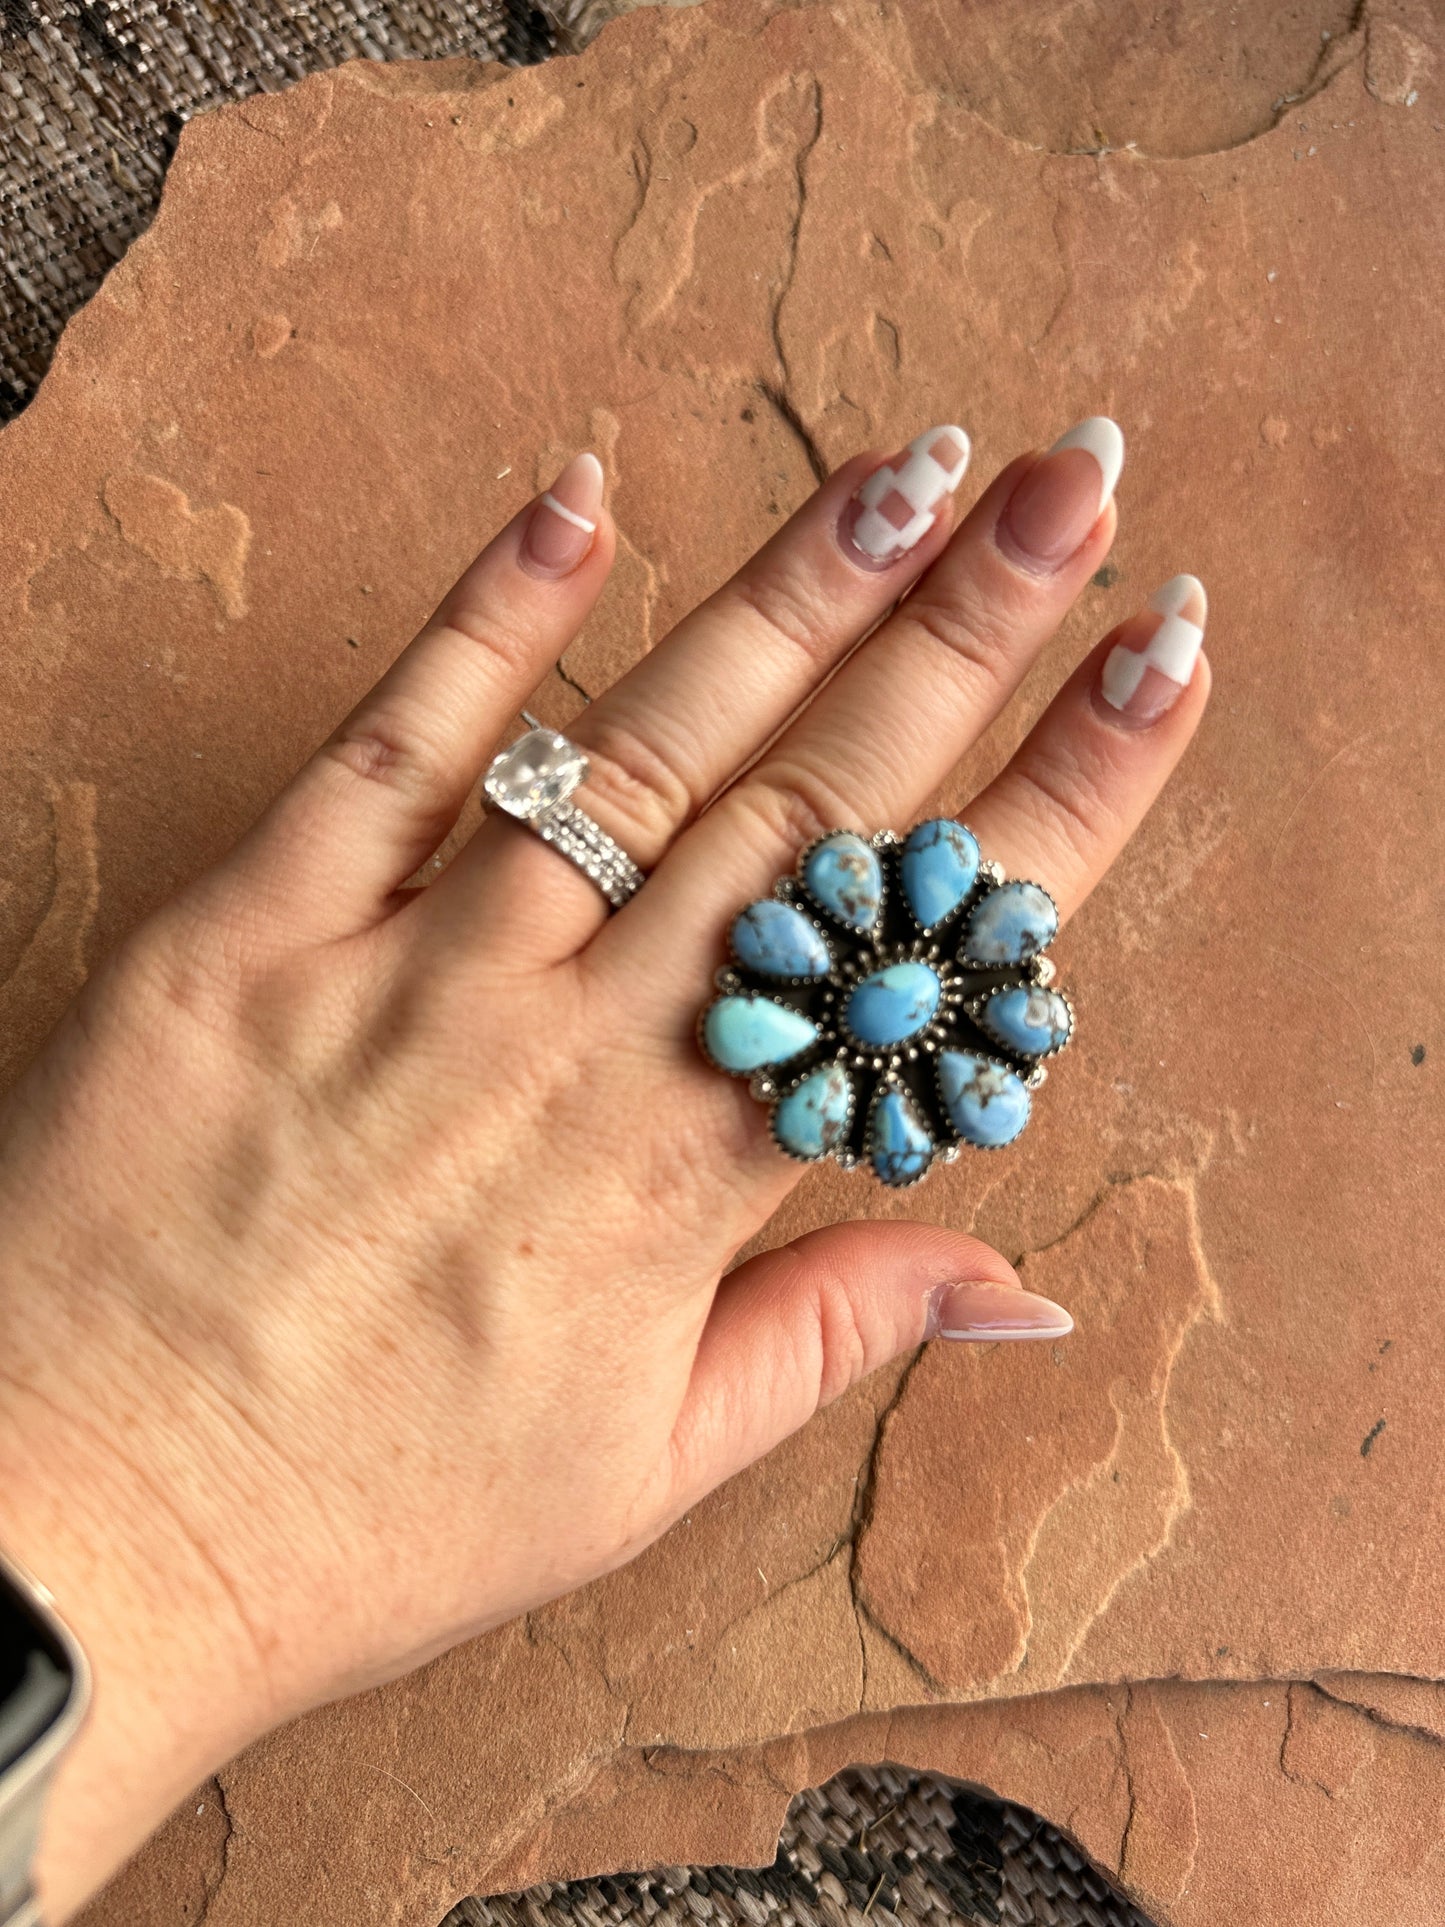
[697,820,1074,1189]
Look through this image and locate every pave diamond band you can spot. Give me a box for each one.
[483,720,645,910]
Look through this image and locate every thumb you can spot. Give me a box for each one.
[669,1220,1073,1505]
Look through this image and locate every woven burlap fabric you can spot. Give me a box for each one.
[0,0,567,418]
[443,1768,1158,1927]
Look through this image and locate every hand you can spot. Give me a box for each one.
[0,418,1208,1920]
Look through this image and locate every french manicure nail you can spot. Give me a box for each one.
[924,1279,1075,1342]
[998,415,1125,571]
[1097,573,1207,727]
[1048,416,1125,512]
[519,451,604,579]
[839,424,971,570]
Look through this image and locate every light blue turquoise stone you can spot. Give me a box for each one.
[870,1088,933,1186]
[938,1050,1031,1147]
[900,818,980,929]
[802,833,882,929]
[704,996,818,1072]
[731,899,831,979]
[844,962,942,1047]
[961,881,1058,964]
[774,1065,852,1159]
[977,985,1072,1057]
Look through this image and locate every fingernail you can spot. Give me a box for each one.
[838,424,971,570]
[998,415,1124,571]
[924,1279,1074,1342]
[519,451,604,579]
[1096,573,1207,727]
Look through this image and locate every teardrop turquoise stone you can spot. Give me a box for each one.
[976,985,1072,1057]
[900,818,979,929]
[703,996,818,1072]
[730,899,831,979]
[960,881,1059,965]
[802,832,883,930]
[869,1087,933,1186]
[774,1065,852,1159]
[937,1050,1031,1147]
[844,962,941,1047]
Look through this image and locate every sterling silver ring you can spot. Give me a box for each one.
[482,713,645,909]
[697,820,1074,1189]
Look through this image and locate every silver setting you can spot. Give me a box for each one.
[482,715,645,911]
[932,1044,1038,1153]
[956,876,1061,968]
[963,979,1077,1061]
[698,816,1076,1188]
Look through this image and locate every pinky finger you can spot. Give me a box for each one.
[963,573,1212,922]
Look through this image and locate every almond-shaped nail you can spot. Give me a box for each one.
[1097,573,1207,727]
[998,415,1124,571]
[925,1279,1074,1342]
[519,451,604,578]
[838,424,971,570]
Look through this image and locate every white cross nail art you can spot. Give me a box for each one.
[850,425,971,560]
[1100,574,1207,711]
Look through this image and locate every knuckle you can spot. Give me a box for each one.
[321,696,450,804]
[813,1280,872,1409]
[102,906,242,1043]
[576,713,699,844]
[1013,748,1110,860]
[726,765,852,859]
[429,605,538,682]
[896,584,1015,693]
[732,567,836,670]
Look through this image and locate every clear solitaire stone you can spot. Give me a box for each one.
[484,727,588,818]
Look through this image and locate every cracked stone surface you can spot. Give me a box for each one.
[0,0,1439,1919]
[88,1679,1445,1926]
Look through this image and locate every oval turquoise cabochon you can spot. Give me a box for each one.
[730,898,832,978]
[900,818,979,929]
[844,961,942,1047]
[703,995,818,1072]
[801,832,883,929]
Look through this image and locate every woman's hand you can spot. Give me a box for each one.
[0,418,1209,1920]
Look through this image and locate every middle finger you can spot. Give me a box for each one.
[607,417,1123,972]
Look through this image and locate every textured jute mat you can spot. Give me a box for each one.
[0,0,561,418]
[443,1768,1157,1927]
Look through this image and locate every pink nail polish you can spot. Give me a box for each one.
[519,451,604,578]
[924,1279,1074,1342]
[838,424,971,570]
[1096,573,1207,728]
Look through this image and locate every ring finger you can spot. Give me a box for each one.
[427,423,974,959]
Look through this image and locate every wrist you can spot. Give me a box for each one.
[0,1371,270,1923]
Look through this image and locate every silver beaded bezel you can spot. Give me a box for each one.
[696,983,824,1082]
[955,877,1062,969]
[894,818,984,936]
[792,827,890,940]
[964,978,1078,1061]
[767,1061,858,1166]
[934,1044,1036,1151]
[697,818,1075,1183]
[725,896,837,989]
[861,1072,937,1189]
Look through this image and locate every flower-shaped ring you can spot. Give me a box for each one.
[697,821,1074,1188]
